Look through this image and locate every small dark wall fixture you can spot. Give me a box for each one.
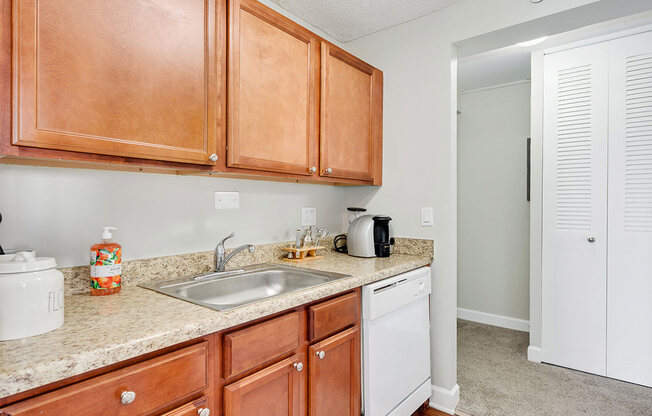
[0,211,4,255]
[527,138,531,202]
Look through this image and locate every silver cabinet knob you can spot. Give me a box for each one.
[120,391,136,405]
[293,362,304,372]
[198,408,210,416]
[316,351,325,359]
[209,153,218,162]
[588,237,596,243]
[310,166,317,173]
[325,168,333,174]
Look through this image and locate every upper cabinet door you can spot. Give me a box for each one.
[12,0,223,165]
[320,42,383,184]
[228,0,319,176]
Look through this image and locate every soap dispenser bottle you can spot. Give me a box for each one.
[90,226,122,296]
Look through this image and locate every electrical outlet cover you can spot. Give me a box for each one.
[215,192,240,209]
[302,207,317,226]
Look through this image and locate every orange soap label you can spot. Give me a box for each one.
[90,247,122,290]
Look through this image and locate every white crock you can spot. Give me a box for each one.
[0,251,64,341]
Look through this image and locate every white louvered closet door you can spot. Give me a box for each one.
[607,30,652,387]
[542,43,609,376]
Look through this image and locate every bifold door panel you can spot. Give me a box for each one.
[606,30,652,387]
[542,29,652,388]
[542,42,609,376]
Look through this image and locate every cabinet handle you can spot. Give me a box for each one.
[209,154,218,162]
[310,166,317,173]
[120,391,136,405]
[316,350,325,359]
[197,408,210,416]
[325,168,333,174]
[588,237,596,243]
[293,362,304,372]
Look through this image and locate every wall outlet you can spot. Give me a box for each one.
[421,207,434,227]
[215,192,240,209]
[302,207,317,226]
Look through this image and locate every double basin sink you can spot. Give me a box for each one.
[140,264,350,311]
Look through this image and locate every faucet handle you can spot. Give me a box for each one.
[219,232,235,246]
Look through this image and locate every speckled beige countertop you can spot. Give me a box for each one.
[0,250,431,398]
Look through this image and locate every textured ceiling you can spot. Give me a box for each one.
[269,0,462,42]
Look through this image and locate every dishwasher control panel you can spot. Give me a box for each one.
[362,266,431,321]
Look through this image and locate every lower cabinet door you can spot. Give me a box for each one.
[224,356,303,416]
[160,396,210,416]
[308,327,360,416]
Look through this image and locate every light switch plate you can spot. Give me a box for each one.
[302,207,317,226]
[421,207,434,227]
[215,192,240,209]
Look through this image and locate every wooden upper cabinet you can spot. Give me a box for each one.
[11,0,223,165]
[224,356,302,416]
[227,0,319,176]
[320,42,383,184]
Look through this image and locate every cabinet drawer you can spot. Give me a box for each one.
[223,312,300,379]
[2,342,208,416]
[309,292,358,342]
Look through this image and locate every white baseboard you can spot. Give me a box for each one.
[457,307,530,332]
[429,384,460,415]
[527,345,542,363]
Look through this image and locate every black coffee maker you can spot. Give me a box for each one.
[373,216,394,257]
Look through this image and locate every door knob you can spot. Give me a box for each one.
[316,350,325,359]
[309,166,317,173]
[325,168,333,174]
[294,362,303,372]
[197,408,210,416]
[588,237,596,243]
[209,154,218,162]
[120,391,136,405]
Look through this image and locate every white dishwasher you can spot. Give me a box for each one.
[362,266,432,416]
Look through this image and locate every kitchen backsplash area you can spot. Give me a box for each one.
[0,164,347,267]
[60,237,434,295]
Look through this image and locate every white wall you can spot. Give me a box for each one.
[457,82,531,322]
[339,0,599,412]
[0,165,345,267]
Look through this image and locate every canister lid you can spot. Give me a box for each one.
[0,251,57,274]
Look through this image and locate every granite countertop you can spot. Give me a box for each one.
[0,251,431,398]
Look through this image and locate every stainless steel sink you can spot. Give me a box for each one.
[140,263,350,311]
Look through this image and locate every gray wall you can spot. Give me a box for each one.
[457,82,531,321]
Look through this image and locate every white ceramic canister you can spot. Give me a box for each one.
[0,251,64,341]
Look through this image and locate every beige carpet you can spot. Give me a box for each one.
[456,319,652,416]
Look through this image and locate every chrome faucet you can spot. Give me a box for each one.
[215,232,255,272]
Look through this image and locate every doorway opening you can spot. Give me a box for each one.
[453,4,652,415]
